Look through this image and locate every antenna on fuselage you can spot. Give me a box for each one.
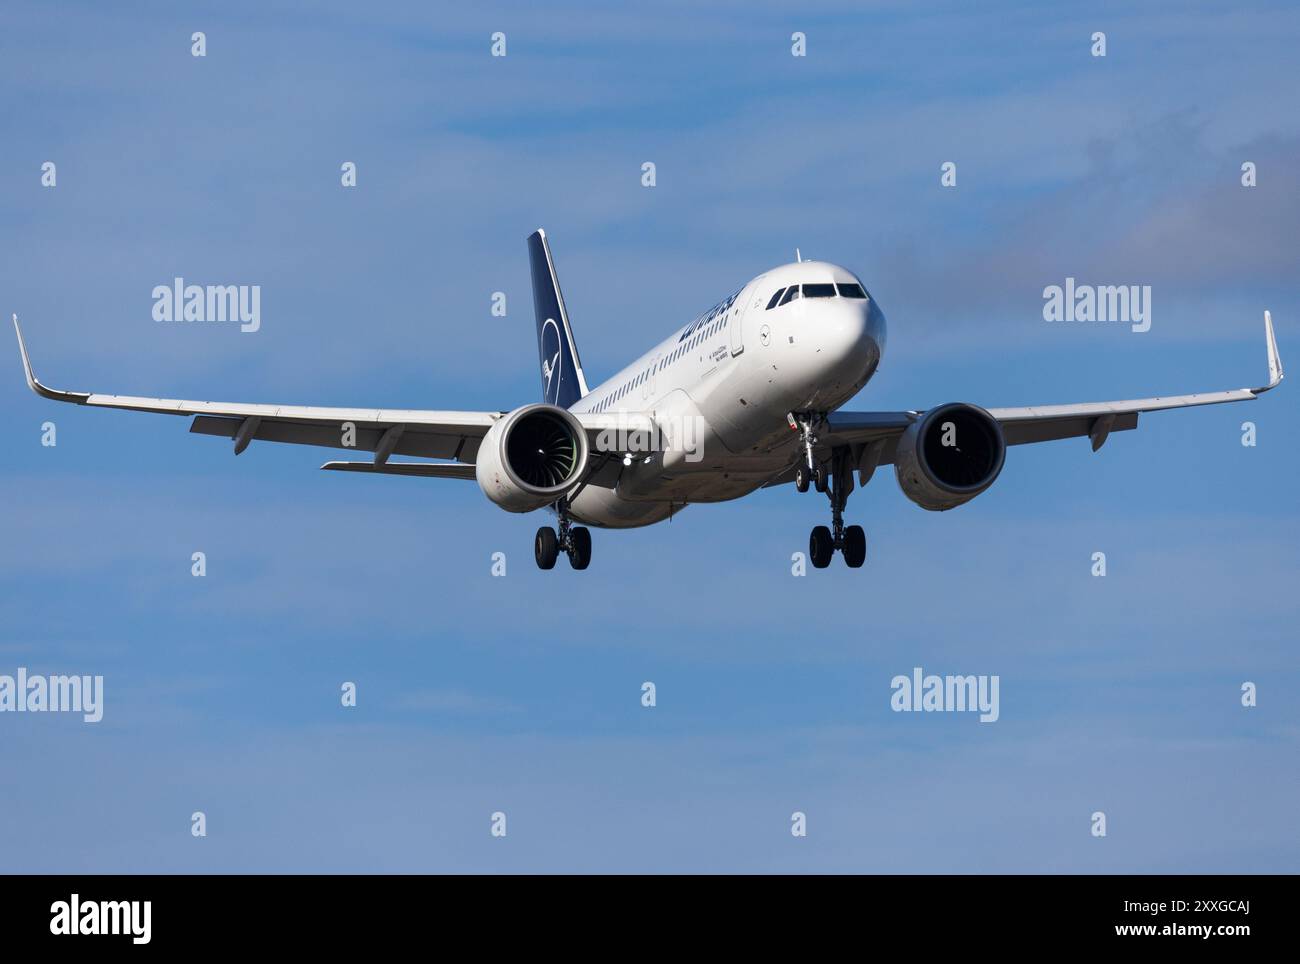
[796,248,802,263]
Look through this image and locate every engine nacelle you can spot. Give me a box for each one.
[475,403,589,513]
[894,402,1006,511]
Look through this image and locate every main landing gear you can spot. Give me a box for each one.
[535,498,592,570]
[790,413,866,570]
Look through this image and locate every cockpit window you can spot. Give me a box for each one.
[766,288,786,310]
[778,286,802,306]
[803,283,836,299]
[837,283,868,299]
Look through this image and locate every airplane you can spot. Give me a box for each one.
[13,229,1284,571]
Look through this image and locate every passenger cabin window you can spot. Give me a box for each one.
[803,283,836,299]
[778,286,802,306]
[837,283,868,299]
[766,288,785,309]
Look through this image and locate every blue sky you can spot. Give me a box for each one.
[1,0,1297,872]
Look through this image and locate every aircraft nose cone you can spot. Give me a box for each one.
[820,300,873,362]
[809,298,884,401]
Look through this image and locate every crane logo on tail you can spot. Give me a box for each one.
[540,318,563,405]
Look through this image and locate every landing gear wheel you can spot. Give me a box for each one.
[795,464,811,493]
[567,526,592,570]
[809,525,834,569]
[534,527,559,570]
[842,525,866,568]
[813,464,829,493]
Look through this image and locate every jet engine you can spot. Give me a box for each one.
[894,402,1005,511]
[475,403,589,512]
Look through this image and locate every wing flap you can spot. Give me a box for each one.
[822,410,915,445]
[82,393,499,430]
[995,411,1139,446]
[189,416,482,460]
[319,461,476,479]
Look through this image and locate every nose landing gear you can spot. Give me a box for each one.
[790,413,867,570]
[535,498,592,570]
[789,412,830,494]
[794,462,827,494]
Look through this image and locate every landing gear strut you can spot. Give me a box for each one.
[535,498,592,570]
[790,412,829,494]
[789,414,867,570]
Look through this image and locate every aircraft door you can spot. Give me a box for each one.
[730,286,753,357]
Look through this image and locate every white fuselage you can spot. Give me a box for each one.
[567,261,886,527]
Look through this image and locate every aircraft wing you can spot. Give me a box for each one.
[770,311,1283,484]
[13,315,653,479]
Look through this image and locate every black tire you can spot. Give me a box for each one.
[534,527,559,569]
[809,525,834,569]
[567,526,592,570]
[794,464,810,493]
[813,464,829,493]
[842,525,866,568]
